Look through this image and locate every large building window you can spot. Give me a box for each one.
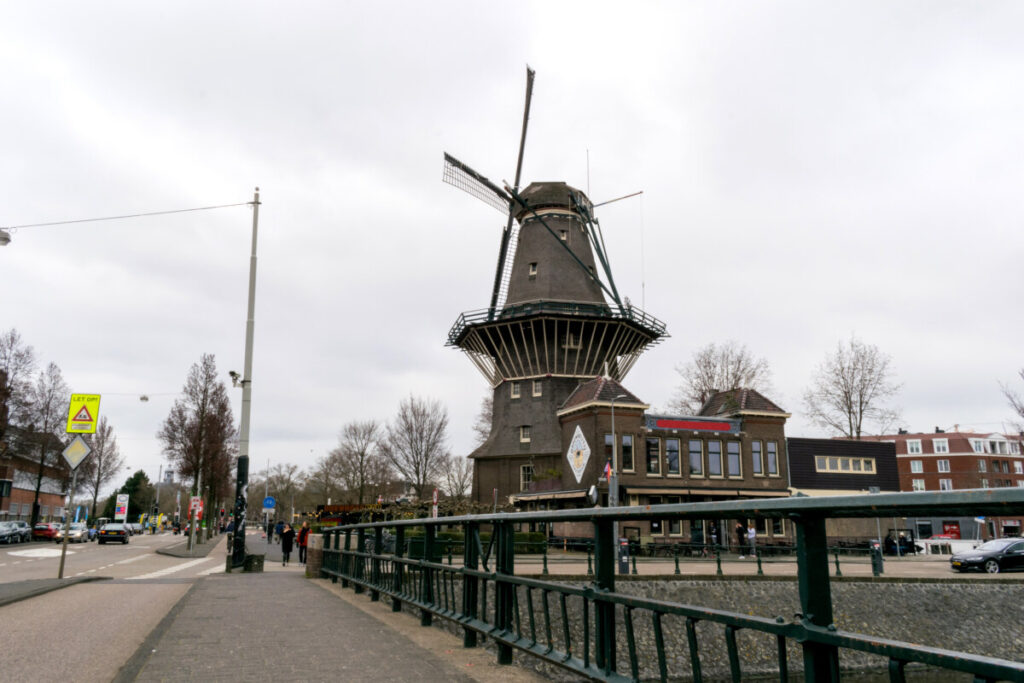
[751,441,763,476]
[766,441,779,476]
[937,459,950,473]
[688,440,703,477]
[726,441,742,478]
[933,438,949,454]
[622,435,634,472]
[520,465,533,492]
[708,441,723,477]
[971,439,984,453]
[939,478,953,491]
[911,479,926,491]
[666,438,680,475]
[910,460,923,473]
[907,439,922,454]
[646,438,661,475]
[979,460,987,473]
[814,457,876,474]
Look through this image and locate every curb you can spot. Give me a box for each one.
[156,534,225,559]
[0,575,111,608]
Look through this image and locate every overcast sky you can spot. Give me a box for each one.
[3,3,1023,493]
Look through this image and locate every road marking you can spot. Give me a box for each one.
[196,564,224,576]
[126,557,216,580]
[115,555,150,566]
[9,548,74,558]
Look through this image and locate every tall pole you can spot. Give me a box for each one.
[610,393,627,572]
[57,468,77,579]
[232,187,260,567]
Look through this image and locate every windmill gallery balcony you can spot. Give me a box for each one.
[447,300,668,385]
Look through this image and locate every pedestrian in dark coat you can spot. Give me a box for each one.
[280,524,296,566]
[297,522,310,565]
[275,520,284,543]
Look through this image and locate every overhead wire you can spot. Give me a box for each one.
[2,202,253,230]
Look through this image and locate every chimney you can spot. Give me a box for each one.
[935,426,944,433]
[897,428,908,435]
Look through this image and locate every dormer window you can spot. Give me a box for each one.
[559,230,568,241]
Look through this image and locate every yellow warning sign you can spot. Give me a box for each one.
[66,394,101,434]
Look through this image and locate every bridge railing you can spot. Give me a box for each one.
[320,489,1024,682]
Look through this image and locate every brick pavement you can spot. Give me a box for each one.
[127,571,481,683]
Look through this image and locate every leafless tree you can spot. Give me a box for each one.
[304,451,345,506]
[379,395,449,500]
[442,454,473,500]
[0,328,37,447]
[471,395,492,447]
[77,416,126,519]
[1003,369,1024,430]
[803,335,902,439]
[332,420,389,505]
[668,341,773,413]
[24,362,70,526]
[157,354,237,535]
[266,462,302,522]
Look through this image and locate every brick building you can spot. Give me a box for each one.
[0,426,70,523]
[861,429,1024,539]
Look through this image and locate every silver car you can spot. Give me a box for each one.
[55,523,90,543]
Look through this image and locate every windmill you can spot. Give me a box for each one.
[443,68,667,502]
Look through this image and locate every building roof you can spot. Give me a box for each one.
[698,388,789,418]
[860,430,1024,456]
[556,375,647,416]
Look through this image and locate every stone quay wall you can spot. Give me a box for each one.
[374,573,1024,681]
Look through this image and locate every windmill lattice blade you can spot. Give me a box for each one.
[443,153,511,214]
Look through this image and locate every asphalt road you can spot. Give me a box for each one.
[0,532,225,583]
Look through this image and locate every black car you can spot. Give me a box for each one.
[950,538,1024,574]
[0,521,22,544]
[98,523,130,545]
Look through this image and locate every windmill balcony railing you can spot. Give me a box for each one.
[320,488,1024,682]
[447,300,668,346]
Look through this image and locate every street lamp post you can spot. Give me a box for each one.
[610,393,627,572]
[231,187,261,569]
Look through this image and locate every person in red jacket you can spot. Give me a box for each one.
[297,521,311,565]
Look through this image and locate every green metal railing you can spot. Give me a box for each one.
[321,489,1024,682]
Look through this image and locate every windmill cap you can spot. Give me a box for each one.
[514,181,592,220]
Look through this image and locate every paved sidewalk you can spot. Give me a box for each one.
[157,532,226,559]
[124,572,486,682]
[0,576,107,607]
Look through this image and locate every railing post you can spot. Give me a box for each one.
[593,517,616,674]
[462,521,479,648]
[371,527,383,601]
[542,539,549,575]
[673,544,680,575]
[354,528,366,595]
[794,514,840,682]
[494,520,515,665]
[421,524,435,626]
[586,543,593,575]
[756,553,764,576]
[341,529,352,588]
[715,546,723,576]
[833,550,843,578]
[393,526,405,612]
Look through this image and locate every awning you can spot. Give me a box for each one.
[624,486,791,498]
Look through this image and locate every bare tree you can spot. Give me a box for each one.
[77,416,126,519]
[304,451,345,506]
[379,395,449,500]
[803,336,901,439]
[332,420,388,505]
[157,354,236,536]
[24,362,70,527]
[471,395,492,447]
[0,328,37,447]
[1004,369,1024,430]
[442,454,473,500]
[668,341,773,413]
[266,462,302,522]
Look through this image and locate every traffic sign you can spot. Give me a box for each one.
[263,496,276,509]
[66,394,101,434]
[62,435,92,470]
[190,496,202,511]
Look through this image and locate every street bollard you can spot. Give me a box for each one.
[631,548,638,575]
[756,553,764,576]
[542,541,549,575]
[447,540,453,565]
[834,551,843,577]
[715,546,723,576]
[674,545,681,575]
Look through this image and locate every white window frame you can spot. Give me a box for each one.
[766,441,779,476]
[971,439,984,453]
[1010,442,1021,455]
[910,460,923,473]
[933,438,949,454]
[708,440,723,478]
[532,380,542,397]
[519,426,531,443]
[978,460,987,473]
[937,459,950,473]
[911,479,925,492]
[906,439,922,455]
[1015,461,1023,474]
[939,478,953,491]
[726,441,742,479]
[528,262,538,277]
[751,441,764,476]
[980,478,989,488]
[510,382,521,399]
[520,465,533,492]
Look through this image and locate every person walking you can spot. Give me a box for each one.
[297,521,310,565]
[275,519,284,544]
[280,523,296,566]
[735,522,746,558]
[747,523,757,557]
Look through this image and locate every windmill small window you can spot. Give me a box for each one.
[559,229,568,242]
[510,381,521,399]
[529,262,538,279]
[532,379,542,397]
[520,425,531,443]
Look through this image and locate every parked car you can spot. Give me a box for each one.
[127,522,144,535]
[12,520,31,542]
[55,523,89,543]
[33,523,61,540]
[97,523,130,545]
[0,521,23,544]
[950,538,1024,574]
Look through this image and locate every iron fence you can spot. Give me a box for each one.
[321,489,1024,682]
